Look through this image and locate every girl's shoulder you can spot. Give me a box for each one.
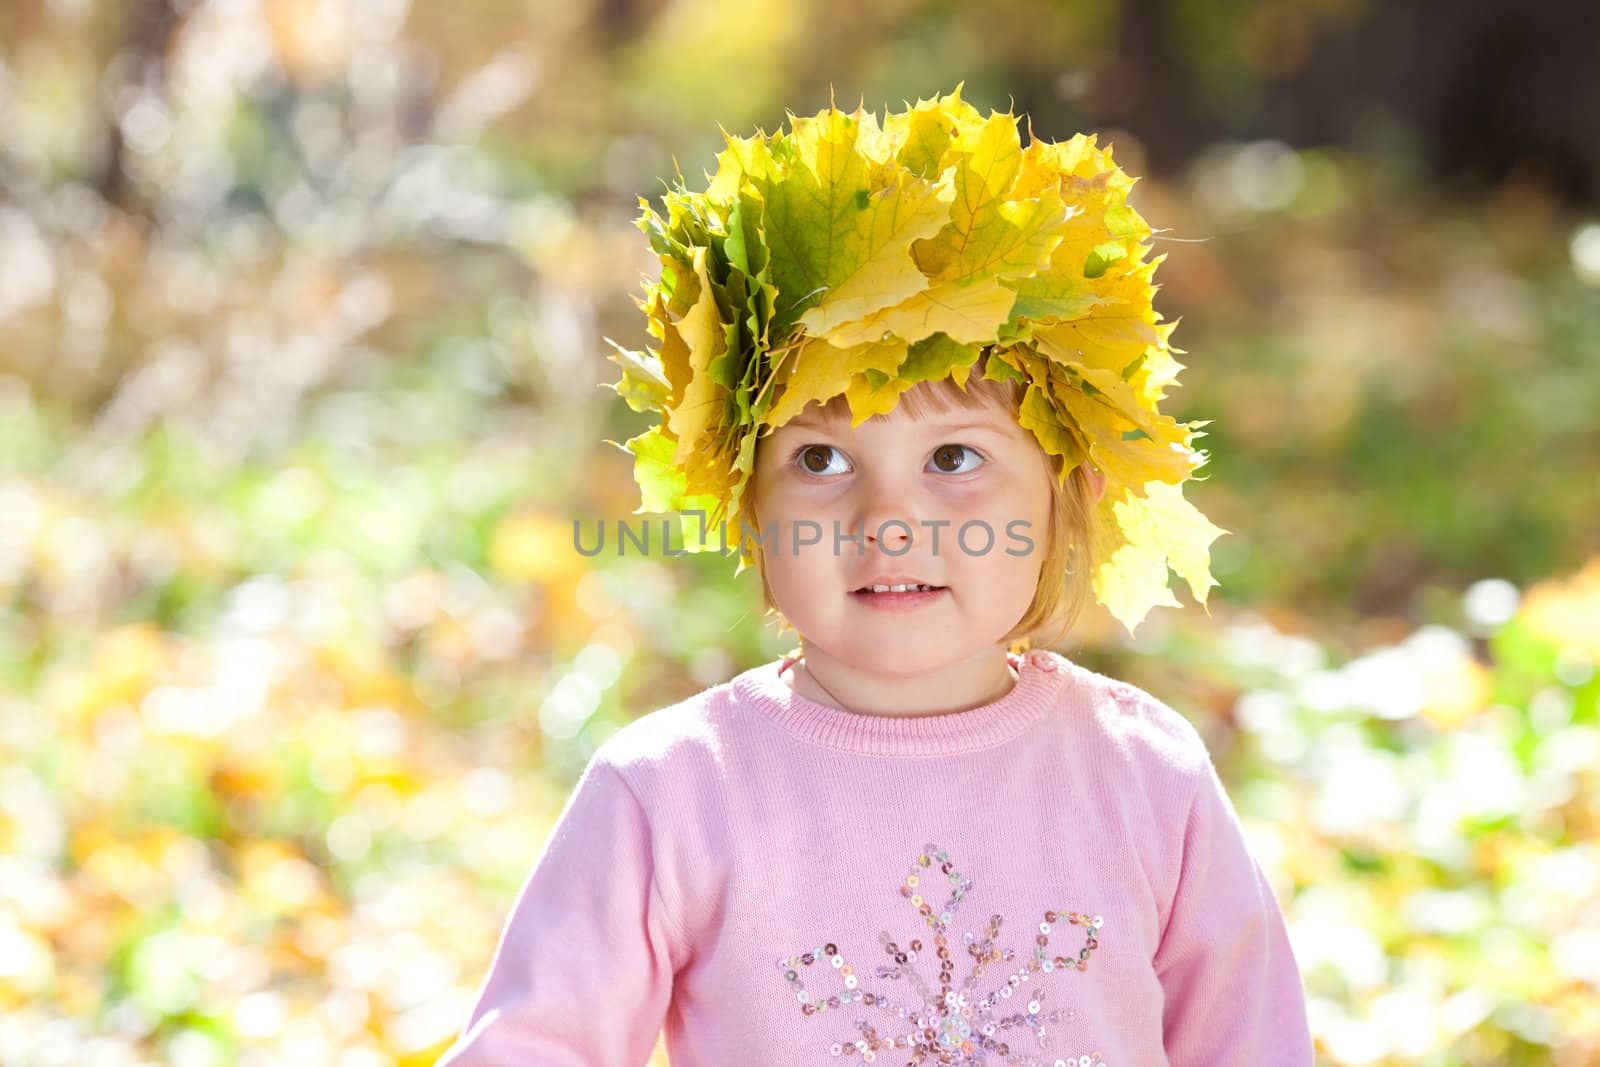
[1055,659,1214,777]
[582,671,740,783]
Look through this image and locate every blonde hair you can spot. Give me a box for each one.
[744,350,1098,655]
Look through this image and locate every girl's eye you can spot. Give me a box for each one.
[795,444,851,476]
[929,444,985,474]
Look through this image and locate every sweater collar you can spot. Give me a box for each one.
[732,648,1072,757]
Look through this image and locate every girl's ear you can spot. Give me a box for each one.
[1082,461,1107,503]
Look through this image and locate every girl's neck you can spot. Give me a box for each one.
[783,641,1020,718]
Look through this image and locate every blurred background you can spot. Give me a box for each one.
[2,0,1598,1064]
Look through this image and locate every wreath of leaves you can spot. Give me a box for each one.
[604,83,1226,635]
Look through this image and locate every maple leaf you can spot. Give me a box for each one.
[1092,480,1228,636]
[766,334,909,429]
[818,111,1071,349]
[757,107,958,339]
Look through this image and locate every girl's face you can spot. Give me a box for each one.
[750,391,1055,677]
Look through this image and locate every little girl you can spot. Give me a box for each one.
[437,85,1314,1066]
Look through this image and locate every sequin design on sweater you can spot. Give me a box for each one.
[774,842,1107,1065]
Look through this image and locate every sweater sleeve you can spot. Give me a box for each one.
[435,758,682,1067]
[1152,746,1314,1066]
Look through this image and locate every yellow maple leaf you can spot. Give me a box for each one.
[651,290,694,406]
[843,371,914,424]
[818,111,1070,349]
[666,247,728,469]
[767,334,908,428]
[821,274,1020,347]
[1017,380,1090,471]
[912,111,1069,284]
[762,106,956,337]
[872,83,985,173]
[1092,480,1228,635]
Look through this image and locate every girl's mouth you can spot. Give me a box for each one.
[849,583,949,609]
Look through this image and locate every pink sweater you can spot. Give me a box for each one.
[436,648,1314,1066]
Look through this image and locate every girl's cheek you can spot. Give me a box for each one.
[786,478,861,509]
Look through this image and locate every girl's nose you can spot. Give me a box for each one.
[865,520,911,550]
[851,466,932,554]
[855,489,921,552]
